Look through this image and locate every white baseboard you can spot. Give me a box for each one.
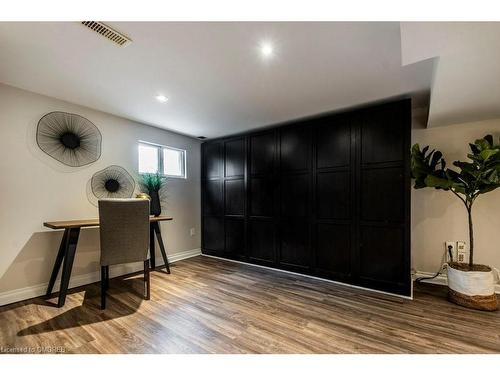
[0,248,201,307]
[166,248,201,263]
[202,254,413,300]
[414,271,500,294]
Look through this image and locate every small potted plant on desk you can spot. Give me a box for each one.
[411,134,500,311]
[139,173,167,217]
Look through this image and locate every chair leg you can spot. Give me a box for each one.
[101,266,106,310]
[105,265,110,291]
[144,260,150,300]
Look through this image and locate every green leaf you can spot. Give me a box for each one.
[430,151,442,169]
[451,183,466,194]
[445,169,460,179]
[475,138,490,151]
[484,134,494,147]
[453,161,477,179]
[469,143,480,155]
[487,169,499,183]
[479,185,499,194]
[479,149,499,161]
[424,149,435,163]
[424,175,452,189]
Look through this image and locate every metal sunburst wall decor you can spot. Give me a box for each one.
[91,165,135,200]
[36,111,102,167]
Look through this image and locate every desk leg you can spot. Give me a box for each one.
[57,228,80,307]
[149,224,156,269]
[46,229,69,296]
[153,222,170,274]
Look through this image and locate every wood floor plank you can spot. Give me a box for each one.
[0,255,498,354]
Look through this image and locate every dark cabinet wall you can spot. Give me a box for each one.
[312,114,354,282]
[356,104,410,293]
[248,131,277,265]
[279,124,312,271]
[201,99,411,296]
[202,141,224,254]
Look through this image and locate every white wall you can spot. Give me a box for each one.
[412,119,500,275]
[0,84,202,301]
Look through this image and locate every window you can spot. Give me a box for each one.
[138,143,159,174]
[138,141,186,178]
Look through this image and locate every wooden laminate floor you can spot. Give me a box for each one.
[0,255,499,354]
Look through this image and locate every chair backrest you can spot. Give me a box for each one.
[98,198,150,266]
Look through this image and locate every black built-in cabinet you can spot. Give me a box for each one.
[201,99,411,296]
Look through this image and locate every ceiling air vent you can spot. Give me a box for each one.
[81,21,132,47]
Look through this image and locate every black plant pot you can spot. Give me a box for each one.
[149,190,161,217]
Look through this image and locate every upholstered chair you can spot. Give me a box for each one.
[98,198,150,309]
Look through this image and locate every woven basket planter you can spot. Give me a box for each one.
[447,262,499,311]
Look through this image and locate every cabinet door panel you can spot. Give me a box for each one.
[204,142,222,179]
[359,226,404,284]
[361,108,403,164]
[225,179,245,216]
[250,177,274,217]
[225,219,245,258]
[203,217,224,252]
[316,118,351,169]
[281,174,309,218]
[251,132,275,175]
[280,220,309,268]
[316,171,350,220]
[360,167,403,222]
[203,179,223,215]
[225,139,245,177]
[280,126,310,171]
[316,223,351,276]
[249,220,275,263]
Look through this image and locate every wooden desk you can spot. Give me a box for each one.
[44,216,173,307]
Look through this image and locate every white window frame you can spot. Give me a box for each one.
[138,141,187,179]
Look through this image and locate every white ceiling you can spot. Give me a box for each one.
[3,22,489,138]
[401,22,500,128]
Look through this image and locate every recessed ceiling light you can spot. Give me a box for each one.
[155,94,168,103]
[260,41,274,59]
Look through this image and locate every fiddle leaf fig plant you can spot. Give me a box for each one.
[410,134,500,268]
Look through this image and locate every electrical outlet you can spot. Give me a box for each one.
[457,241,468,263]
[445,241,456,262]
[190,228,196,237]
[457,241,466,252]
